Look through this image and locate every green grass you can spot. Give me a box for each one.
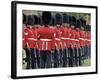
[83,58,91,66]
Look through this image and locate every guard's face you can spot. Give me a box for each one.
[56,24,60,27]
[81,26,84,30]
[76,28,79,31]
[71,25,75,29]
[62,23,67,27]
[67,24,70,27]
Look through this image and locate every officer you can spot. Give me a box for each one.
[37,11,55,68]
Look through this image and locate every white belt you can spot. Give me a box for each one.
[61,37,70,40]
[75,39,79,41]
[79,38,84,40]
[85,39,91,41]
[66,38,70,40]
[28,38,37,41]
[24,33,28,35]
[40,39,52,41]
[70,38,76,40]
[55,38,60,40]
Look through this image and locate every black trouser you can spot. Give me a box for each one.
[66,48,69,67]
[40,51,52,68]
[59,48,63,67]
[89,45,91,58]
[36,49,41,68]
[69,47,75,67]
[62,48,67,67]
[74,48,79,67]
[68,48,70,67]
[29,48,36,69]
[53,49,59,68]
[85,45,91,59]
[80,47,84,66]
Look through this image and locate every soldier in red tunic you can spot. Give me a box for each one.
[30,15,41,68]
[69,16,76,67]
[37,12,55,68]
[23,14,35,69]
[85,25,91,59]
[61,13,70,67]
[26,15,37,69]
[88,26,91,59]
[75,19,81,66]
[52,13,62,67]
[79,18,86,65]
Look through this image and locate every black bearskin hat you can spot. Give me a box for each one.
[62,13,69,24]
[50,16,56,26]
[55,13,62,25]
[42,11,52,26]
[71,16,76,26]
[38,15,43,25]
[86,25,91,31]
[23,14,27,24]
[76,19,82,28]
[33,15,39,25]
[27,15,34,25]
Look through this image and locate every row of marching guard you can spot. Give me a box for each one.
[22,11,91,69]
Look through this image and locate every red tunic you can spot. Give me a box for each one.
[69,28,76,48]
[79,30,85,47]
[37,27,55,51]
[27,28,38,48]
[75,30,80,48]
[65,27,71,48]
[84,31,88,46]
[22,26,30,48]
[87,32,91,46]
[54,27,61,49]
[60,27,67,49]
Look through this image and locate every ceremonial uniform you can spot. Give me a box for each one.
[53,27,61,67]
[60,27,68,67]
[23,26,29,48]
[88,32,91,58]
[69,28,76,67]
[79,30,85,65]
[24,15,37,69]
[68,16,77,67]
[23,26,32,69]
[75,19,83,66]
[75,28,81,66]
[85,25,91,59]
[37,27,55,68]
[37,12,54,68]
[53,13,63,67]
